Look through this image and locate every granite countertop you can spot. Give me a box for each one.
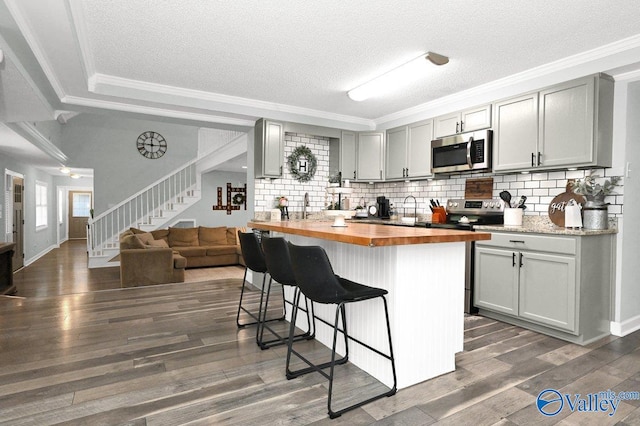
[474,215,618,236]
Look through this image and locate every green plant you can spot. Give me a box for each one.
[328,173,341,184]
[570,174,622,197]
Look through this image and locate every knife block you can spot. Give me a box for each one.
[432,207,447,224]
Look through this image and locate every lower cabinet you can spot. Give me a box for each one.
[474,231,613,345]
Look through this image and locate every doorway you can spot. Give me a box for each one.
[68,191,92,239]
[11,175,24,271]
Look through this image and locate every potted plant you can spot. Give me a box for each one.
[569,174,621,230]
[328,173,341,187]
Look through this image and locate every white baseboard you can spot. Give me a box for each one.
[610,315,640,336]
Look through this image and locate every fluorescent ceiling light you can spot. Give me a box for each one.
[347,52,449,102]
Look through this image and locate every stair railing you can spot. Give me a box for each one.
[87,160,198,257]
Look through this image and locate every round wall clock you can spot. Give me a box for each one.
[136,131,167,159]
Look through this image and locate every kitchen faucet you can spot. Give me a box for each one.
[403,195,417,220]
[303,192,309,219]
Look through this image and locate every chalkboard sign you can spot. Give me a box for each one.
[548,180,585,227]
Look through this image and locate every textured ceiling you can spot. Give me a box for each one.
[3,0,640,131]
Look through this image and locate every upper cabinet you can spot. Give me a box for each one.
[356,131,385,181]
[434,104,492,138]
[493,74,613,172]
[385,120,433,180]
[254,119,284,178]
[340,131,357,180]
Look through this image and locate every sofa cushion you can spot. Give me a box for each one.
[205,246,238,256]
[199,226,228,246]
[130,227,146,234]
[168,227,199,247]
[173,254,187,269]
[151,229,169,243]
[120,234,146,250]
[172,246,207,257]
[227,227,240,245]
[137,232,155,245]
[146,239,169,248]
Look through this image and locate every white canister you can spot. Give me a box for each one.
[504,208,524,227]
[564,199,583,228]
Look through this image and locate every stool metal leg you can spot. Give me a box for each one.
[236,267,284,328]
[285,288,348,380]
[257,278,316,349]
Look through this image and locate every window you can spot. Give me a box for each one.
[36,181,48,229]
[72,193,91,217]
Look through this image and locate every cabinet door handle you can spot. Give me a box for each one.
[537,152,542,166]
[456,122,460,133]
[509,240,525,244]
[353,171,356,179]
[512,252,516,267]
[460,120,464,132]
[406,167,409,177]
[519,252,524,267]
[531,153,535,167]
[380,170,382,179]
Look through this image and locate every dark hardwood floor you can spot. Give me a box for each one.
[1,240,639,424]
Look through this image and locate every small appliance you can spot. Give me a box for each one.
[376,196,390,219]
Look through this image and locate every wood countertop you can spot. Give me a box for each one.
[247,220,491,247]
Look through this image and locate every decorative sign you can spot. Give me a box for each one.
[465,177,494,199]
[548,180,585,227]
[287,145,317,182]
[212,183,247,215]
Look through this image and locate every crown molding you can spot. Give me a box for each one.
[11,122,69,164]
[66,0,95,83]
[4,0,67,100]
[375,34,640,128]
[88,73,375,130]
[61,95,257,127]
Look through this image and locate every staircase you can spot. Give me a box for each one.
[87,160,200,268]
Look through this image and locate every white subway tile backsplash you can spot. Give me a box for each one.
[547,171,566,180]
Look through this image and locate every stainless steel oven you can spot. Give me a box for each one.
[423,198,504,313]
[431,129,492,174]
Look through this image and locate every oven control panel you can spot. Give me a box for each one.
[446,198,505,216]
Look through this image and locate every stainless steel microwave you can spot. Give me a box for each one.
[431,129,492,174]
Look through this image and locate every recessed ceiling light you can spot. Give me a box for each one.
[70,173,80,179]
[347,52,449,102]
[60,166,70,174]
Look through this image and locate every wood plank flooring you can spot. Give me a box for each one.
[1,240,639,424]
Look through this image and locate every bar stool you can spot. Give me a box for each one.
[286,242,397,419]
[236,231,284,328]
[257,237,315,349]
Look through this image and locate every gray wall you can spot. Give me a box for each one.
[171,170,249,228]
[61,113,199,215]
[620,81,640,322]
[0,153,57,264]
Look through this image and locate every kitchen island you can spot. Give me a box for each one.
[248,220,490,389]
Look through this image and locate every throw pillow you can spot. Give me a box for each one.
[146,239,169,248]
[120,234,146,250]
[130,227,146,234]
[168,227,199,247]
[151,229,169,243]
[199,226,227,246]
[137,232,155,245]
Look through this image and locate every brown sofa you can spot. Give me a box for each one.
[119,226,244,287]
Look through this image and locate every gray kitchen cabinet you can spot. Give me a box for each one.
[474,231,613,345]
[385,126,408,179]
[356,131,385,181]
[254,118,284,178]
[340,131,357,180]
[434,104,491,138]
[493,93,539,171]
[385,120,434,180]
[492,74,613,172]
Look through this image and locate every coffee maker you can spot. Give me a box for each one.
[377,196,390,219]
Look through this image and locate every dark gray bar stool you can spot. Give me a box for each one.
[286,242,397,419]
[236,231,284,328]
[257,237,315,349]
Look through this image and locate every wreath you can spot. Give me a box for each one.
[232,193,246,205]
[287,145,317,182]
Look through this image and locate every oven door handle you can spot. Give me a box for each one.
[466,136,474,169]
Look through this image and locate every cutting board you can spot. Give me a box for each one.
[465,178,494,199]
[548,180,586,227]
